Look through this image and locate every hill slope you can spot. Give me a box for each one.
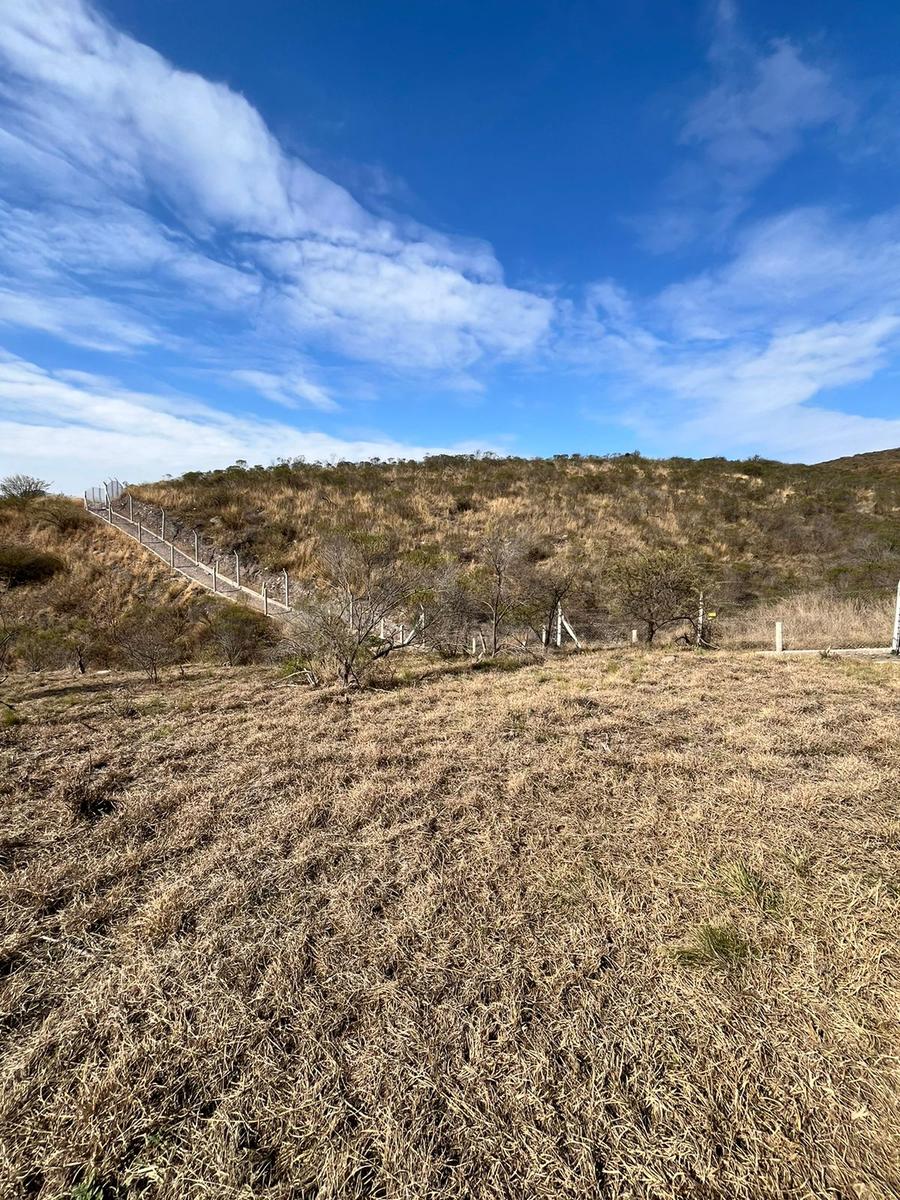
[131,450,900,601]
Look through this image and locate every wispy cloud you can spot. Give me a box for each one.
[0,0,552,380]
[0,351,464,490]
[567,203,900,460]
[639,1,847,252]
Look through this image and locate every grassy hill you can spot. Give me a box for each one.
[131,450,900,602]
[2,651,898,1197]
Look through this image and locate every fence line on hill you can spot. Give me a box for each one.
[84,479,900,658]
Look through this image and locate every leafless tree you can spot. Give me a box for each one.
[283,533,448,686]
[614,548,703,644]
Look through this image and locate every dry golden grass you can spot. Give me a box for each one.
[1,652,899,1198]
[721,590,895,650]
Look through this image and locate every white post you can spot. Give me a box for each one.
[160,509,166,540]
[107,494,112,522]
[399,623,404,644]
[234,552,241,588]
[472,635,477,655]
[380,618,385,639]
[556,603,562,648]
[128,494,134,522]
[541,626,548,646]
[263,583,269,616]
[696,591,705,648]
[891,580,900,656]
[560,611,581,649]
[283,569,289,608]
[775,621,784,654]
[212,561,218,593]
[193,531,199,564]
[631,628,638,645]
[169,542,175,569]
[137,519,143,544]
[83,490,88,509]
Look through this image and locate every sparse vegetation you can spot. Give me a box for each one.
[1,652,897,1197]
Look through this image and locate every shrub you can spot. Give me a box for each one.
[0,546,65,588]
[200,602,276,666]
[0,473,50,502]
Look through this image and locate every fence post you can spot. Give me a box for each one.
[160,509,165,540]
[283,569,289,608]
[234,552,241,589]
[541,626,548,646]
[193,531,199,564]
[891,580,900,655]
[137,519,143,544]
[169,542,175,569]
[107,494,112,522]
[212,561,218,593]
[83,490,88,510]
[128,494,134,523]
[472,635,477,655]
[556,603,562,648]
[631,628,638,645]
[775,621,784,654]
[263,583,269,616]
[696,591,705,648]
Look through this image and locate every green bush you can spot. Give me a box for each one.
[0,545,65,587]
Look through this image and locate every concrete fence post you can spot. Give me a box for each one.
[775,621,784,654]
[212,561,218,593]
[160,509,166,540]
[631,628,638,645]
[234,552,241,589]
[169,542,175,569]
[137,519,143,544]
[263,583,269,616]
[696,591,705,648]
[128,494,134,522]
[193,531,199,564]
[556,603,563,648]
[283,569,289,608]
[891,580,900,656]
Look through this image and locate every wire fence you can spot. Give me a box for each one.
[84,480,900,657]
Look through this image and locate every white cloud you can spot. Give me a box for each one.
[0,351,461,492]
[640,2,847,251]
[0,286,159,351]
[0,0,552,373]
[568,204,900,461]
[229,369,338,413]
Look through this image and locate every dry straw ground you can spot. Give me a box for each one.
[1,652,899,1199]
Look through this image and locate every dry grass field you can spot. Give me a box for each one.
[1,651,899,1199]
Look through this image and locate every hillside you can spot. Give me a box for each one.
[2,651,898,1197]
[0,497,207,674]
[131,451,900,603]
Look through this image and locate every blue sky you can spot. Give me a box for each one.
[2,0,900,491]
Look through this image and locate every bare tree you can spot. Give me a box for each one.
[0,474,50,503]
[284,533,446,686]
[114,604,185,681]
[614,548,703,644]
[467,529,528,656]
